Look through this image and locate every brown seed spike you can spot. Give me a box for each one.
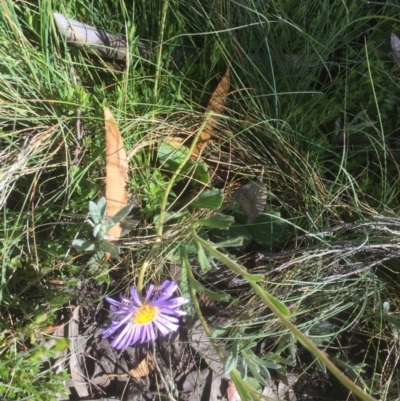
[193,68,230,157]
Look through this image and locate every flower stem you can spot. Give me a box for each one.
[136,114,213,294]
[186,253,225,361]
[185,248,262,401]
[153,0,169,106]
[190,228,377,401]
[156,115,212,242]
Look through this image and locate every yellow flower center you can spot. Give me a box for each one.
[132,304,158,325]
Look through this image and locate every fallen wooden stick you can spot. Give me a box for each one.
[53,12,196,64]
[53,12,318,70]
[54,12,154,61]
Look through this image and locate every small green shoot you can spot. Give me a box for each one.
[72,197,134,260]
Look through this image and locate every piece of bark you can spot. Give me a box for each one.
[104,108,129,239]
[37,324,71,400]
[68,306,89,398]
[189,320,225,376]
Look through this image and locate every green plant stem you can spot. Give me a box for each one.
[136,115,213,294]
[153,0,169,105]
[136,246,162,296]
[156,115,212,241]
[190,227,264,282]
[249,284,376,401]
[185,250,261,401]
[192,231,377,401]
[364,37,386,196]
[186,258,225,361]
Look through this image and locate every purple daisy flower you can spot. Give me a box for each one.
[103,280,188,350]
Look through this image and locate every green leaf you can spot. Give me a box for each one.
[262,289,290,317]
[240,342,258,351]
[93,223,106,239]
[330,357,368,390]
[309,322,336,336]
[241,357,248,379]
[245,351,277,378]
[89,200,101,224]
[154,211,187,228]
[242,272,264,282]
[158,141,187,168]
[157,141,210,185]
[190,278,231,302]
[242,349,255,361]
[180,251,191,299]
[30,346,47,361]
[212,237,244,248]
[270,355,296,367]
[88,251,107,270]
[230,369,252,401]
[72,239,95,252]
[246,358,268,387]
[50,338,70,352]
[275,365,287,376]
[382,313,400,329]
[197,242,212,271]
[224,338,240,374]
[258,359,281,370]
[184,239,202,258]
[244,376,262,392]
[195,234,263,283]
[191,189,224,210]
[110,203,133,225]
[211,223,252,248]
[97,197,107,218]
[35,313,47,325]
[191,160,210,186]
[120,218,139,236]
[49,295,74,312]
[256,361,271,379]
[194,214,234,229]
[247,212,285,246]
[100,240,120,259]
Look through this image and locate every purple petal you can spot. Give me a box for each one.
[103,312,134,338]
[153,321,170,335]
[111,323,135,349]
[156,312,180,324]
[159,280,177,293]
[130,287,142,306]
[105,296,125,308]
[147,324,157,342]
[144,284,155,302]
[153,317,178,335]
[154,281,177,299]
[153,290,186,304]
[140,324,151,343]
[152,297,188,308]
[119,294,132,304]
[124,325,139,348]
[103,280,187,349]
